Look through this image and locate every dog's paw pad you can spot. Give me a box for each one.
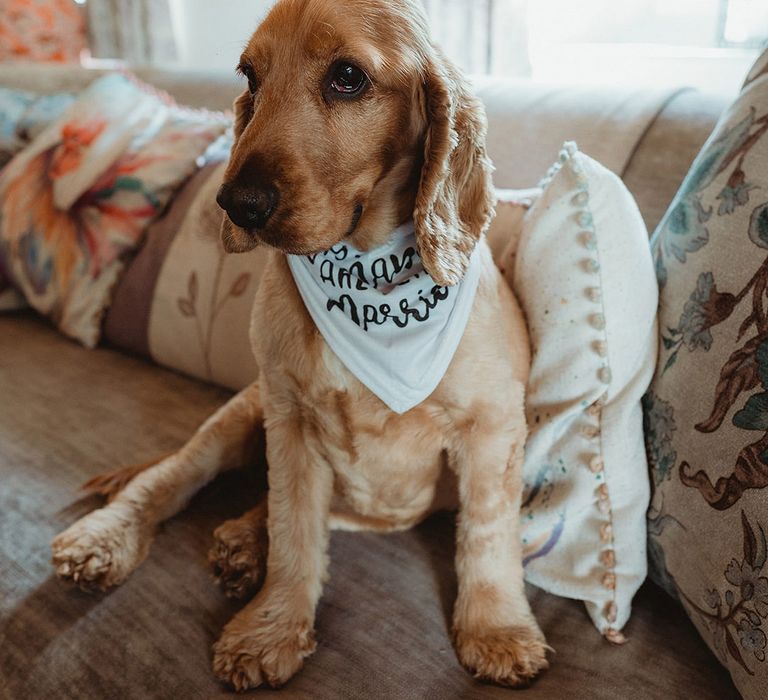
[209,515,267,599]
[51,507,148,592]
[212,648,264,692]
[454,625,550,687]
[53,538,118,591]
[213,619,315,690]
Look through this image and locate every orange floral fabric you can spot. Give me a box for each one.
[0,74,229,347]
[0,0,86,63]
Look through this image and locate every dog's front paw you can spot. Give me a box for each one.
[209,508,268,599]
[51,504,151,592]
[454,624,550,687]
[212,607,316,690]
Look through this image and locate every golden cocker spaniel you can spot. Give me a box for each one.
[52,0,548,690]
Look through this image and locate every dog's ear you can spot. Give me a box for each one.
[414,53,495,286]
[220,89,258,251]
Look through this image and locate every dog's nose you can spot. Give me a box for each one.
[216,182,279,230]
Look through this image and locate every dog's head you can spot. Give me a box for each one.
[217,0,494,286]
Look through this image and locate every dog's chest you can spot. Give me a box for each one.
[310,343,449,527]
[251,258,449,526]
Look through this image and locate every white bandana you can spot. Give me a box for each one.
[287,221,481,414]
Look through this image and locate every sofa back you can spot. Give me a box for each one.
[0,62,724,232]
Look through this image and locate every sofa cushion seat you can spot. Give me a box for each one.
[0,313,737,699]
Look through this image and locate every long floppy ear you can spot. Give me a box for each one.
[220,89,257,248]
[414,53,495,286]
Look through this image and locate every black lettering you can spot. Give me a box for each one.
[327,294,361,326]
[390,247,416,277]
[338,261,369,291]
[319,260,335,286]
[370,257,390,289]
[330,244,348,261]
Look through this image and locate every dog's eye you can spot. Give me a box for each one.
[329,63,368,96]
[238,62,259,94]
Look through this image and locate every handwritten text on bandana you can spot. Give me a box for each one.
[287,221,481,413]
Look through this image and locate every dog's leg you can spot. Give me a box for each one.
[450,402,550,687]
[209,496,269,599]
[80,452,175,501]
[212,409,334,691]
[51,382,263,591]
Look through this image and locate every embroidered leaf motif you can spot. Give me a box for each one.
[750,202,768,249]
[746,609,762,627]
[734,392,768,432]
[652,109,761,283]
[188,271,198,304]
[725,626,754,676]
[677,512,768,675]
[754,520,768,570]
[731,342,768,431]
[664,195,711,262]
[229,272,250,298]
[662,349,678,374]
[680,432,768,510]
[696,336,762,433]
[177,298,195,317]
[744,510,758,568]
[673,271,737,354]
[689,109,755,192]
[642,392,677,484]
[662,334,678,350]
[716,167,757,216]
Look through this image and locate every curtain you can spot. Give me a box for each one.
[422,0,492,73]
[86,0,176,64]
[82,0,529,75]
[422,0,531,77]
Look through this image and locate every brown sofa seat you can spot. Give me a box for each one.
[0,314,737,699]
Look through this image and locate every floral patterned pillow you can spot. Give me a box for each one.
[0,87,75,311]
[0,88,75,170]
[0,73,228,347]
[646,48,768,699]
[0,87,76,311]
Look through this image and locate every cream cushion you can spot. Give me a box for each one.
[496,143,658,636]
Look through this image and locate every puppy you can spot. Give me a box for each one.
[52,0,548,689]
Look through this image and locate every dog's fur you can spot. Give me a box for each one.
[51,0,548,690]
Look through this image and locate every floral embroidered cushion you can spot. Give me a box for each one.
[0,87,75,310]
[0,88,75,170]
[497,142,658,639]
[645,48,768,699]
[104,154,265,392]
[0,73,228,347]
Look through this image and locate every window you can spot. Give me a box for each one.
[722,0,768,47]
[426,0,767,95]
[90,0,766,96]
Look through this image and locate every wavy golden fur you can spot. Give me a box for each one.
[51,0,548,690]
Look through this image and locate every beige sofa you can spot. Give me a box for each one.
[0,64,741,698]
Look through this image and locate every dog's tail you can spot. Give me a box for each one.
[81,452,174,502]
